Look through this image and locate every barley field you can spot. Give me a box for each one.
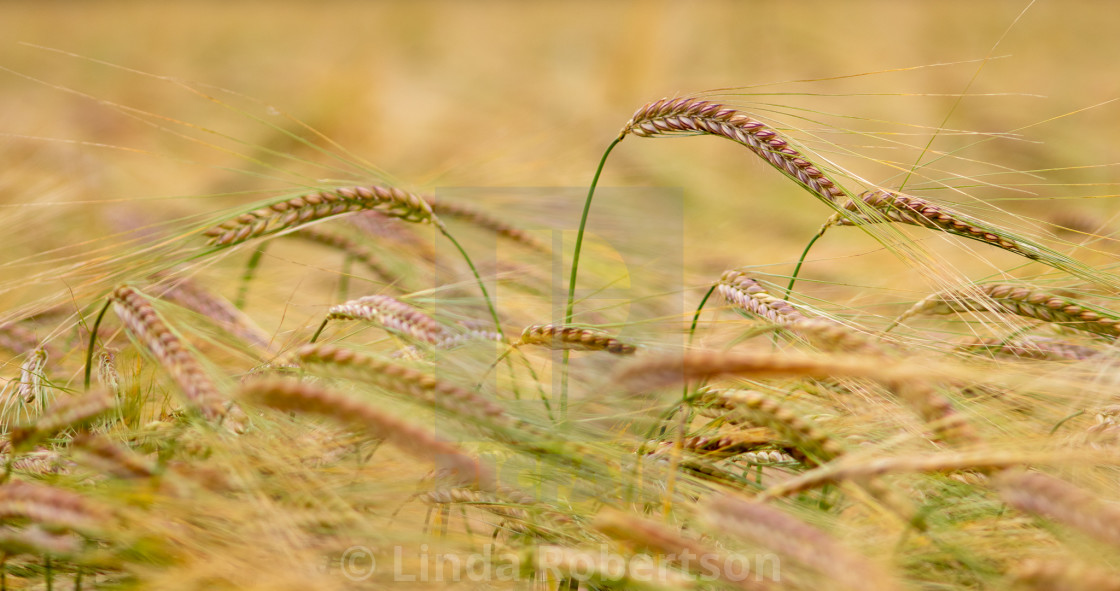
[1,2,1120,589]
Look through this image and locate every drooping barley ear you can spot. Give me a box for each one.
[830,189,1031,253]
[957,336,1101,361]
[0,481,108,536]
[287,226,404,287]
[1010,559,1120,591]
[645,428,778,460]
[240,378,489,488]
[889,283,1120,338]
[718,270,807,325]
[698,388,845,466]
[717,272,889,354]
[286,343,518,430]
[593,509,775,591]
[622,97,848,204]
[310,294,453,345]
[70,433,156,479]
[427,197,550,254]
[827,189,1105,285]
[9,388,115,450]
[203,185,441,247]
[705,494,900,591]
[757,450,1103,500]
[998,470,1120,549]
[517,323,637,355]
[617,350,976,445]
[110,286,230,421]
[150,273,275,351]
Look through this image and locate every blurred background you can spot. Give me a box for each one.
[0,0,1117,308]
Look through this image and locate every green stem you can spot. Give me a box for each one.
[236,245,268,310]
[688,284,718,346]
[438,226,504,341]
[785,225,828,300]
[674,284,719,447]
[84,299,113,391]
[560,136,623,421]
[309,318,330,344]
[564,136,623,327]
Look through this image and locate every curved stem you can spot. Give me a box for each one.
[309,318,330,344]
[564,136,623,326]
[84,298,113,391]
[688,284,718,347]
[784,224,829,300]
[236,245,268,310]
[438,226,504,341]
[560,136,623,421]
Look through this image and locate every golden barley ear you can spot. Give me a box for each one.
[517,323,637,355]
[891,283,1120,338]
[828,189,1111,286]
[203,185,440,247]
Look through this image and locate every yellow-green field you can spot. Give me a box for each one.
[0,2,1119,589]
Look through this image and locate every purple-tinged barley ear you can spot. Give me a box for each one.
[829,189,1107,286]
[718,270,806,325]
[110,286,231,421]
[622,96,847,205]
[957,335,1101,361]
[315,294,453,345]
[892,283,1120,339]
